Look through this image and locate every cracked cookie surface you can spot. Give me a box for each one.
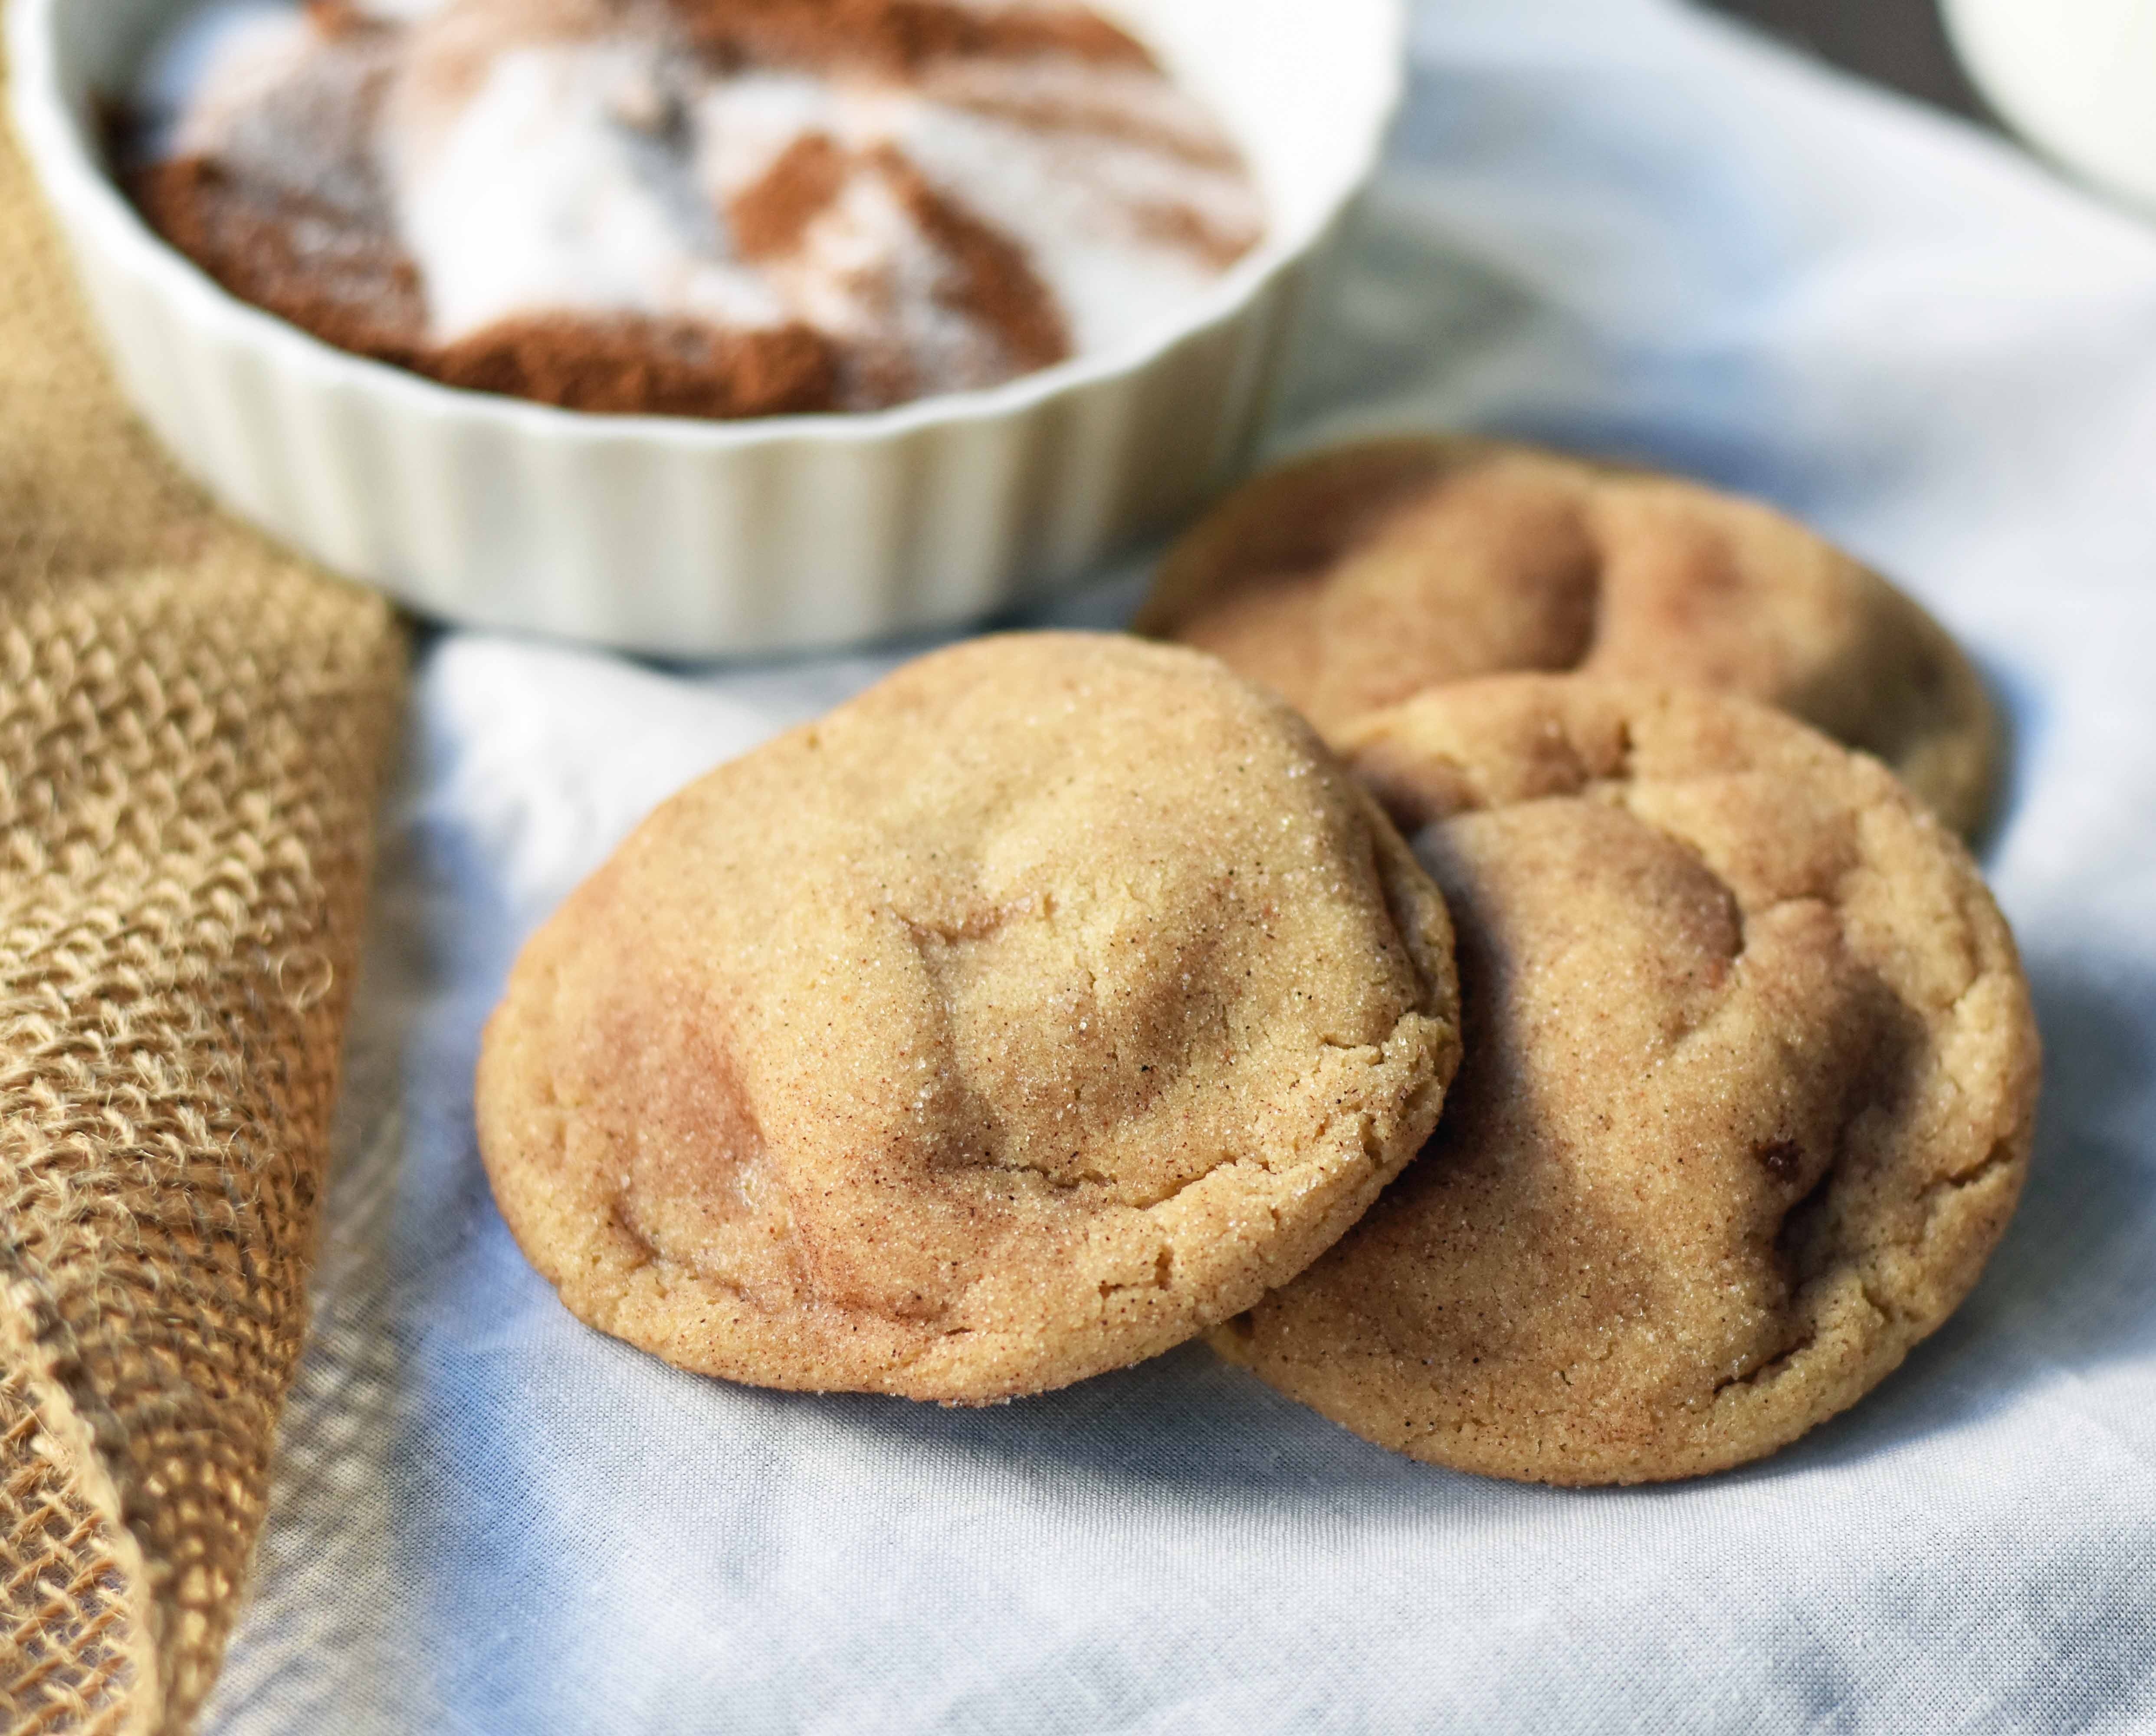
[476,633,1461,1403]
[1211,674,2039,1483]
[1133,436,2001,837]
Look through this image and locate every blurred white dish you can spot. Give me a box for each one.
[7,0,1405,655]
[1942,0,2156,213]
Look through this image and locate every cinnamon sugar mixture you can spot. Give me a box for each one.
[125,0,1265,416]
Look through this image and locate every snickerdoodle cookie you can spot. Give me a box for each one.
[1212,675,2040,1484]
[477,633,1461,1404]
[1134,437,2000,836]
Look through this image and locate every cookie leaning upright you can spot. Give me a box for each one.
[1214,675,2040,1484]
[476,633,1461,1404]
[1133,437,2001,836]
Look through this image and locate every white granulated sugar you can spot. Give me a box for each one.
[692,71,838,203]
[925,56,1248,166]
[782,165,1007,388]
[141,0,402,227]
[393,41,785,342]
[139,2,315,161]
[890,94,1253,352]
[784,171,912,335]
[730,76,1020,383]
[886,58,1263,350]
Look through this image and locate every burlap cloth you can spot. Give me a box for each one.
[0,35,409,1735]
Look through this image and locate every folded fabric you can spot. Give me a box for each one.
[207,2,2156,1730]
[0,30,407,1735]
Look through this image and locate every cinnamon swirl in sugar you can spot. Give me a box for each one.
[124,0,1267,417]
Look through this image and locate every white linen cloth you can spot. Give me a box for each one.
[205,2,2156,1728]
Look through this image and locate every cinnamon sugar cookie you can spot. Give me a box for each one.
[476,633,1460,1404]
[1211,675,2039,1484]
[1135,437,2000,836]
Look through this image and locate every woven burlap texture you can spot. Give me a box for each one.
[0,37,409,1735]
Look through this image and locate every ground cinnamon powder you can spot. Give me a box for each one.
[433,313,840,417]
[874,143,1069,375]
[729,131,850,259]
[674,0,1152,77]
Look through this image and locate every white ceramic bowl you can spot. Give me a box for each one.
[1941,0,2156,216]
[8,0,1405,656]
